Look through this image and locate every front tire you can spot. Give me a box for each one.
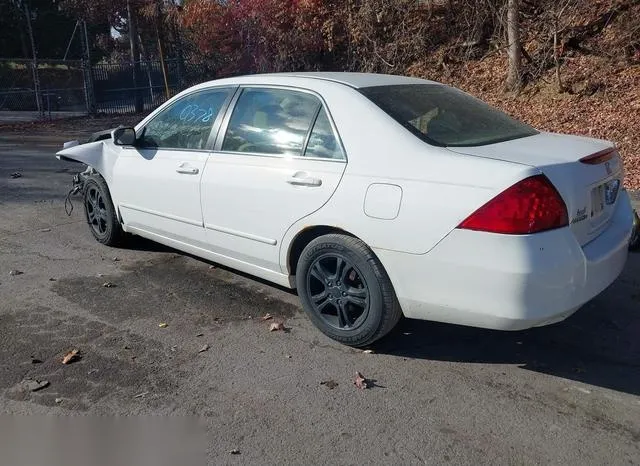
[296,234,402,347]
[83,175,123,246]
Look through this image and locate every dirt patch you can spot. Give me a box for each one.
[51,254,300,329]
[0,306,180,411]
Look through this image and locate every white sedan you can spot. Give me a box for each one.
[57,72,636,347]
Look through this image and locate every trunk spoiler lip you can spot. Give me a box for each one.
[579,147,617,165]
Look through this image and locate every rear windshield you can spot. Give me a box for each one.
[359,84,538,147]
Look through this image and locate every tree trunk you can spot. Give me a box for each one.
[127,0,143,113]
[505,0,522,92]
[553,20,564,93]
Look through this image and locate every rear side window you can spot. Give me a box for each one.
[222,88,320,156]
[304,108,345,160]
[139,88,232,150]
[359,84,538,147]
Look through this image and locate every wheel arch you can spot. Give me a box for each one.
[286,225,362,278]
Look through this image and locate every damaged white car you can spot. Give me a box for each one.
[57,72,638,346]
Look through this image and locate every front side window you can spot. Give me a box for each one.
[222,88,320,156]
[304,108,344,160]
[139,88,232,150]
[359,84,538,147]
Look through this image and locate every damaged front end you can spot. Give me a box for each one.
[63,166,96,216]
[57,128,119,216]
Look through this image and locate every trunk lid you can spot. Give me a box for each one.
[448,131,624,246]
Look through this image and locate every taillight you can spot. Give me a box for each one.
[458,175,568,234]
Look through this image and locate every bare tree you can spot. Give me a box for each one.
[126,0,143,112]
[505,0,522,91]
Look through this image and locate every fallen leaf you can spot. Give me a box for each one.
[362,349,374,354]
[102,282,116,288]
[261,313,273,321]
[62,349,80,364]
[230,449,240,455]
[354,372,369,389]
[26,380,49,392]
[39,228,51,232]
[269,322,285,332]
[320,380,338,389]
[198,344,210,353]
[171,345,177,352]
[133,391,149,398]
[158,323,168,328]
[10,172,22,179]
[9,270,23,276]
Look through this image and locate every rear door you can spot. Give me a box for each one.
[113,87,234,246]
[200,86,347,272]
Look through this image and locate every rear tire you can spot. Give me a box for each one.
[83,175,124,247]
[296,234,402,347]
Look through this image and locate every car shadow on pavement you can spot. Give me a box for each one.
[373,253,640,396]
[122,234,640,396]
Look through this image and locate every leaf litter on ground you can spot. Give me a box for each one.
[269,322,285,332]
[354,372,369,390]
[320,380,339,389]
[62,349,80,364]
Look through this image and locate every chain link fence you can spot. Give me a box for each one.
[0,59,87,116]
[0,58,217,121]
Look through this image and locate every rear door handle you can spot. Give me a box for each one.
[176,163,199,175]
[287,172,322,187]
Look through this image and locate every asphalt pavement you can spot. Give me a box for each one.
[1,131,639,465]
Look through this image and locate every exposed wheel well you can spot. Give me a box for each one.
[287,225,356,276]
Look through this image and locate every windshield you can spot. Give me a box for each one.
[359,84,538,147]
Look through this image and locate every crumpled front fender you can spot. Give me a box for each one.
[56,140,120,186]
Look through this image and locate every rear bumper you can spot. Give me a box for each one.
[375,190,635,330]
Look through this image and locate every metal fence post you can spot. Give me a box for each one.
[82,58,96,115]
[80,20,96,115]
[24,2,43,118]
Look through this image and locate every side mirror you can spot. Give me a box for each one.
[112,127,137,146]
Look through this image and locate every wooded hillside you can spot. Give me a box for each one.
[5,0,639,187]
[179,0,640,185]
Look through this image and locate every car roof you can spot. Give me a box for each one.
[202,72,439,89]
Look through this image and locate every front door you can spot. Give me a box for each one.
[112,87,234,246]
[201,87,347,272]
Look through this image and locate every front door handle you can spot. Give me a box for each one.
[176,163,199,175]
[287,171,322,187]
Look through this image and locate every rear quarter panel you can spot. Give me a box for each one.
[280,84,538,272]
